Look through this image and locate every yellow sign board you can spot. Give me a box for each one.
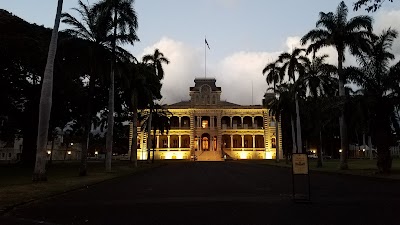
[292,154,309,174]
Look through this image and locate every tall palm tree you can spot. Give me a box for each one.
[301,55,338,167]
[266,83,299,157]
[123,62,157,166]
[349,28,400,173]
[142,49,170,80]
[263,61,284,162]
[278,48,309,154]
[95,0,139,172]
[33,0,63,181]
[301,1,374,169]
[62,0,112,176]
[142,49,169,162]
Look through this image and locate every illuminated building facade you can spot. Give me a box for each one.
[132,78,282,161]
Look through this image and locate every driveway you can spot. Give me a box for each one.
[1,161,399,225]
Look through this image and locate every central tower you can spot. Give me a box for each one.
[189,78,221,107]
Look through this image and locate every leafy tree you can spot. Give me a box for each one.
[301,56,338,166]
[349,29,400,173]
[62,0,115,176]
[301,1,375,169]
[354,0,394,12]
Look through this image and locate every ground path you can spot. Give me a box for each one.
[1,161,399,225]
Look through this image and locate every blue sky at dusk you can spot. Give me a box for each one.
[2,0,400,104]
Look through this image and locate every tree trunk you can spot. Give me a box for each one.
[49,138,54,165]
[368,135,373,160]
[105,6,118,172]
[79,45,96,176]
[295,95,302,153]
[317,129,323,168]
[375,106,392,174]
[152,126,156,163]
[291,116,297,154]
[33,0,63,182]
[147,109,152,163]
[275,117,280,162]
[362,133,366,158]
[130,93,138,167]
[337,50,349,170]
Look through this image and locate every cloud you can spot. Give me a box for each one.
[374,9,400,60]
[138,10,400,106]
[139,37,203,104]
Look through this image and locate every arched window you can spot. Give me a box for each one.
[271,137,276,148]
[202,137,209,150]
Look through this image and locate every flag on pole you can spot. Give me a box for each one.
[205,38,210,49]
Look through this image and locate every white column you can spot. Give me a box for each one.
[241,117,244,128]
[241,135,244,149]
[231,135,234,148]
[167,135,170,149]
[179,117,181,128]
[252,117,255,128]
[179,135,181,148]
[252,135,255,149]
[230,117,233,128]
[156,135,159,149]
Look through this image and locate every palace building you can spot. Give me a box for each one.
[131,78,282,161]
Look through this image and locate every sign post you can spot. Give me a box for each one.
[292,153,311,203]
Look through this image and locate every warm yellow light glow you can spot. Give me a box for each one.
[266,152,273,159]
[239,152,248,159]
[339,149,342,153]
[95,151,98,155]
[47,151,51,155]
[362,149,365,152]
[67,151,72,155]
[70,143,74,146]
[164,152,186,159]
[202,120,209,128]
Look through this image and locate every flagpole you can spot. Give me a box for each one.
[205,36,207,78]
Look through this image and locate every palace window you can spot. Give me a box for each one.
[271,138,276,148]
[202,137,209,150]
[202,120,209,128]
[172,139,178,148]
[162,140,167,148]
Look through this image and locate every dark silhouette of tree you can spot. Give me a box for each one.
[301,1,375,169]
[354,0,394,12]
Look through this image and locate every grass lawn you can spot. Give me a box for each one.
[257,158,400,179]
[0,160,163,212]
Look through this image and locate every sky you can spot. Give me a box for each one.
[2,0,400,105]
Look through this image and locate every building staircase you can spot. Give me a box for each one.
[196,150,223,161]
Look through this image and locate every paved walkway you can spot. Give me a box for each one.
[1,161,400,225]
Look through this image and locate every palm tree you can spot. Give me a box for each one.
[301,1,375,169]
[123,61,158,167]
[263,60,284,162]
[94,0,139,172]
[62,0,113,176]
[142,49,169,162]
[301,55,338,167]
[147,104,172,163]
[278,48,309,154]
[142,49,170,80]
[349,28,400,173]
[33,0,63,181]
